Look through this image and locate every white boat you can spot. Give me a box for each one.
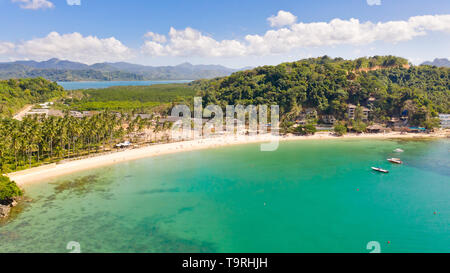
[387,158,403,164]
[394,148,404,153]
[372,167,389,173]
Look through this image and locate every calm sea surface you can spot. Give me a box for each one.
[58,80,193,90]
[1,138,449,253]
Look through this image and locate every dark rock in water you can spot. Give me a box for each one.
[0,198,20,219]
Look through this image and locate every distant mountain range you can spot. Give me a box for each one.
[0,58,244,81]
[421,58,450,67]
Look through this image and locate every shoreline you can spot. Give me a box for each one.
[7,131,448,187]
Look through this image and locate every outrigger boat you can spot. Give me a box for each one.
[372,167,389,173]
[387,158,403,164]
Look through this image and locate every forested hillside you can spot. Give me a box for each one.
[0,78,65,117]
[195,56,449,127]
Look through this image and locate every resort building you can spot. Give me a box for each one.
[25,108,49,117]
[38,102,54,109]
[48,109,64,117]
[348,104,370,120]
[69,111,84,118]
[68,111,97,118]
[305,108,318,119]
[321,115,336,124]
[439,114,450,128]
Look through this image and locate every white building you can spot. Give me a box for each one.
[25,109,49,117]
[439,114,450,128]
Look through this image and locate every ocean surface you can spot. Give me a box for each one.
[1,138,449,253]
[58,80,193,90]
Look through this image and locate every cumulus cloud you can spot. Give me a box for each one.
[268,10,298,28]
[142,27,247,57]
[5,32,132,64]
[67,0,81,6]
[367,0,381,6]
[144,32,167,43]
[2,11,450,62]
[140,14,450,58]
[12,0,54,10]
[0,42,15,55]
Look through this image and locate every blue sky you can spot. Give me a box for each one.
[0,0,449,67]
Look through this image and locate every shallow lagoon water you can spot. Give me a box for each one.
[58,80,193,90]
[1,138,449,253]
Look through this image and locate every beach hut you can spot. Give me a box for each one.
[367,124,385,133]
[116,141,132,148]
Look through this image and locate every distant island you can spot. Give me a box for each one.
[421,58,450,67]
[0,58,243,82]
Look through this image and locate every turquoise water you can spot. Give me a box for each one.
[58,80,193,90]
[0,139,449,253]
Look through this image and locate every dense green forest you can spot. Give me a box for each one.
[0,113,156,173]
[0,78,65,117]
[195,56,449,127]
[66,84,196,111]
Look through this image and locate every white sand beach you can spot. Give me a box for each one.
[7,130,449,186]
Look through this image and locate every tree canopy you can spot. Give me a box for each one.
[0,175,22,202]
[0,77,65,117]
[195,56,449,127]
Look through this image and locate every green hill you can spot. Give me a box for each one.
[0,77,65,117]
[195,56,449,127]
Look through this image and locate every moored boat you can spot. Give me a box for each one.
[387,158,403,164]
[372,167,389,173]
[394,148,404,153]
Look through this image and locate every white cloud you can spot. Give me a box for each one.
[142,27,247,57]
[2,12,450,62]
[9,32,132,64]
[0,42,15,55]
[140,14,450,58]
[367,0,381,6]
[67,0,81,6]
[268,10,297,28]
[12,0,54,10]
[144,32,167,43]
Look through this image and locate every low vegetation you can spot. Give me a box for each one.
[66,84,196,112]
[0,175,22,202]
[333,123,347,136]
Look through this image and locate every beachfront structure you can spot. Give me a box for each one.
[439,114,450,128]
[25,108,49,117]
[69,111,97,118]
[69,111,84,118]
[321,115,336,124]
[116,141,132,148]
[367,124,391,134]
[348,104,370,120]
[37,102,54,109]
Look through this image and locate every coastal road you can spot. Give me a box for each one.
[13,105,33,121]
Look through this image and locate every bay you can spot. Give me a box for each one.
[1,138,449,253]
[58,80,193,90]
